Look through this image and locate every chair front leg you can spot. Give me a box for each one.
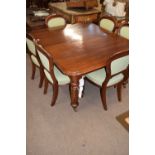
[39,68,45,88]
[51,83,58,106]
[117,84,122,101]
[31,63,36,80]
[100,86,107,111]
[44,78,49,94]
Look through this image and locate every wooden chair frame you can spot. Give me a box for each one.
[26,33,44,88]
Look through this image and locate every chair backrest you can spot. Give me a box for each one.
[35,41,57,84]
[105,50,129,82]
[26,33,36,56]
[45,15,66,29]
[99,16,117,32]
[118,22,129,39]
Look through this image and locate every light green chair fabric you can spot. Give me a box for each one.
[26,38,36,55]
[99,19,115,32]
[44,67,70,85]
[37,50,50,71]
[31,55,40,67]
[119,26,129,39]
[37,49,70,85]
[26,38,40,67]
[111,55,129,75]
[47,17,66,28]
[86,68,124,87]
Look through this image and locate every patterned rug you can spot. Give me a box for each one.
[116,111,129,131]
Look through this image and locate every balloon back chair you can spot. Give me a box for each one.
[35,41,70,106]
[26,33,44,88]
[45,15,67,29]
[99,15,117,32]
[86,50,129,110]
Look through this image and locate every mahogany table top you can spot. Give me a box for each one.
[31,23,129,76]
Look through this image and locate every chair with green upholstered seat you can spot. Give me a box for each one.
[26,33,44,88]
[99,15,117,32]
[35,41,70,106]
[86,50,129,110]
[45,15,66,29]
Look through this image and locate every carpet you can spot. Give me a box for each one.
[26,54,129,155]
[116,111,129,131]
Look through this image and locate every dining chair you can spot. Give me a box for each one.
[26,33,44,88]
[35,40,70,106]
[118,22,129,87]
[118,21,129,39]
[86,50,129,110]
[98,15,117,32]
[45,15,67,29]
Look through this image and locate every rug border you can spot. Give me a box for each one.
[116,111,129,132]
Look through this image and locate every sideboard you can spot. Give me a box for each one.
[48,1,102,24]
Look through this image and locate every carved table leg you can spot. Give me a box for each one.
[70,76,81,112]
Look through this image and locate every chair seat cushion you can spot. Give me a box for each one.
[86,68,124,87]
[44,66,70,85]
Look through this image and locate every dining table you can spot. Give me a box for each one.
[30,23,129,111]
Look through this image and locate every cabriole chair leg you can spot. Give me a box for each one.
[39,69,44,88]
[117,84,122,101]
[100,87,107,111]
[31,63,36,80]
[44,79,49,94]
[51,84,58,106]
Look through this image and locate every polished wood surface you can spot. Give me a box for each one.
[31,23,128,75]
[30,23,129,110]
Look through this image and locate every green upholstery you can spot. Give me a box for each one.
[31,55,40,67]
[120,26,129,39]
[111,55,129,75]
[26,38,36,55]
[99,19,115,32]
[37,50,50,71]
[37,49,70,85]
[47,17,66,28]
[86,68,124,87]
[44,66,70,85]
